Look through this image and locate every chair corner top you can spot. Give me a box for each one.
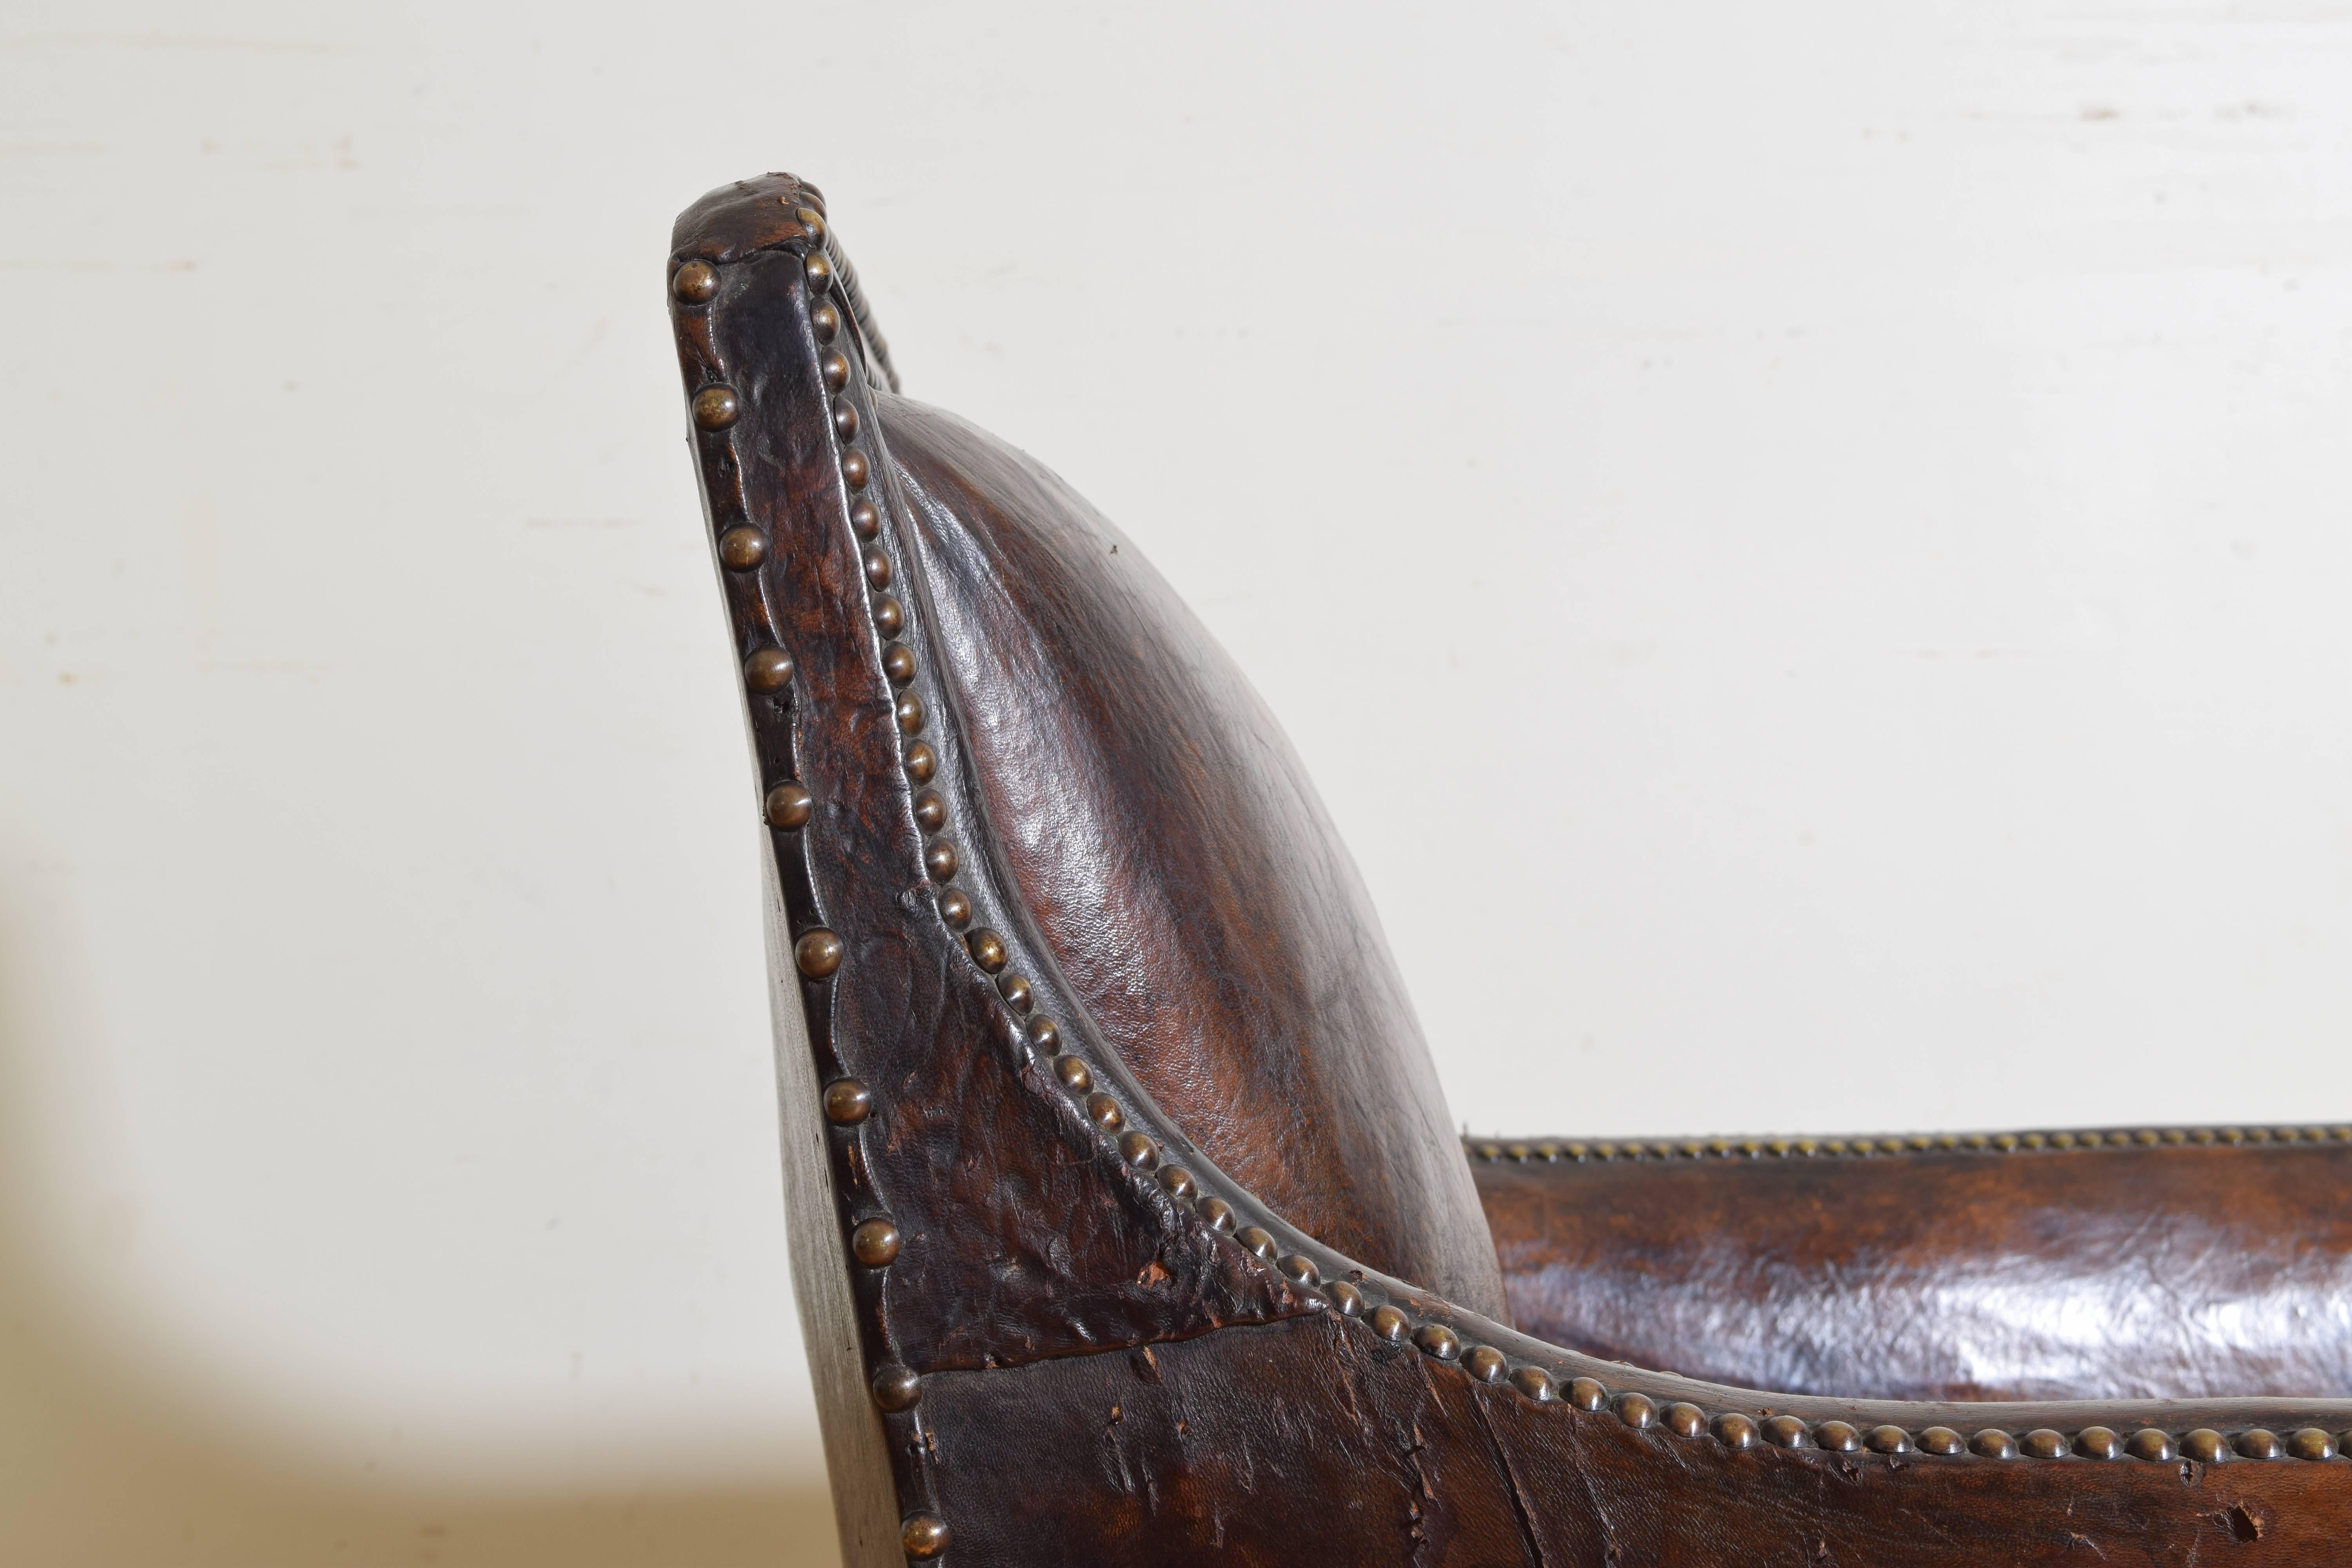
[671,171,826,263]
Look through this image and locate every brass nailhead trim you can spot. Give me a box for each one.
[871,1362,920,1412]
[744,647,795,694]
[691,385,739,429]
[765,782,814,831]
[900,1513,948,1561]
[850,1216,901,1267]
[793,929,842,978]
[718,524,768,570]
[1465,1124,2352,1163]
[821,1077,871,1125]
[673,260,717,302]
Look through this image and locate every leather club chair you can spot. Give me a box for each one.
[667,173,2352,1566]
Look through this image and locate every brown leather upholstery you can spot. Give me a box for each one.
[882,394,1507,1321]
[670,172,2352,1568]
[1475,1134,2352,1401]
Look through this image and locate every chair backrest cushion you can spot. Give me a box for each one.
[882,392,1510,1321]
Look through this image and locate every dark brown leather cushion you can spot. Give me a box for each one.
[1478,1137,2352,1400]
[879,392,1509,1321]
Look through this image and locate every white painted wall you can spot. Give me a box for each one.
[4,1,2349,1561]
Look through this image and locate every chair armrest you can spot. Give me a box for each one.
[1471,1129,2352,1401]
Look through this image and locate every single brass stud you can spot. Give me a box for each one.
[882,642,917,686]
[853,501,883,541]
[672,260,717,302]
[2289,1427,2336,1461]
[1866,1425,1912,1454]
[1715,1412,1761,1450]
[2125,1428,2174,1462]
[1761,1415,1811,1448]
[805,254,835,296]
[794,929,842,978]
[1083,1092,1122,1130]
[1566,1377,1607,1412]
[923,840,958,882]
[1196,1196,1235,1232]
[1025,1014,1058,1050]
[900,1512,947,1561]
[936,887,972,928]
[1158,1165,1194,1199]
[966,927,1007,972]
[840,449,869,490]
[1236,1225,1277,1259]
[1918,1426,1965,1455]
[2075,1426,2122,1460]
[1664,1402,1706,1439]
[1054,1054,1090,1091]
[863,548,892,589]
[820,349,849,389]
[850,1217,900,1267]
[1366,1305,1409,1343]
[764,782,814,831]
[1463,1345,1506,1383]
[1510,1366,1557,1401]
[795,207,826,243]
[1327,1279,1367,1318]
[2236,1429,2284,1461]
[903,739,936,781]
[2181,1428,2229,1463]
[834,403,859,441]
[1815,1421,1862,1453]
[1412,1323,1461,1361]
[718,525,768,571]
[811,302,840,341]
[996,973,1032,1013]
[910,789,947,833]
[821,1077,871,1125]
[1118,1130,1158,1168]
[871,1363,919,1412]
[692,385,740,430]
[1971,1428,2018,1459]
[1615,1393,1656,1430]
[744,647,795,694]
[895,691,925,735]
[2020,1428,2067,1459]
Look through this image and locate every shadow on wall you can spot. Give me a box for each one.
[0,881,842,1568]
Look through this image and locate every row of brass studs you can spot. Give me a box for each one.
[1467,1124,2352,1164]
[694,210,951,1566]
[1333,1291,2352,1463]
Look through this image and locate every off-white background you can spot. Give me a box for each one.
[5,1,2350,1562]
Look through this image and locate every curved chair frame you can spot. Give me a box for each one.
[669,172,2352,1567]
